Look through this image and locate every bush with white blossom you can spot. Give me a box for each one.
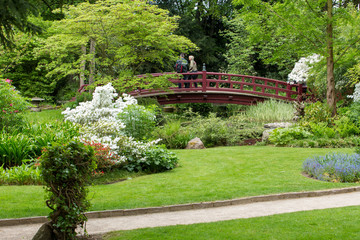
[347,82,360,102]
[62,83,178,173]
[288,54,321,84]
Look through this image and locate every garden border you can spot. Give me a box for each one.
[1,186,360,227]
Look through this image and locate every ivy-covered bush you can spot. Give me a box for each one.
[40,141,96,239]
[0,79,31,131]
[303,153,360,182]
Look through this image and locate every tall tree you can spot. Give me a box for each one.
[35,0,196,91]
[155,0,234,71]
[234,0,360,115]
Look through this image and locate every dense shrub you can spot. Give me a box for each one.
[123,144,178,173]
[0,164,42,185]
[40,141,96,239]
[334,116,360,138]
[152,120,194,149]
[303,153,360,182]
[268,126,313,146]
[288,137,359,148]
[300,101,333,127]
[0,79,31,131]
[118,104,158,140]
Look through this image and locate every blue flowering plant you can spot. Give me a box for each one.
[303,153,360,183]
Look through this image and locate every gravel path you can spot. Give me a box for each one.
[1,191,360,240]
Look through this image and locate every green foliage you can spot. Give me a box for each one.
[0,121,80,168]
[190,113,263,147]
[300,101,333,127]
[152,120,194,149]
[334,116,360,138]
[0,0,41,48]
[40,141,96,239]
[174,103,214,117]
[0,132,33,168]
[0,29,66,102]
[0,164,42,185]
[122,144,178,173]
[346,102,360,126]
[308,122,336,138]
[63,92,93,109]
[269,126,313,146]
[118,104,158,140]
[125,145,178,173]
[0,79,31,131]
[285,137,359,148]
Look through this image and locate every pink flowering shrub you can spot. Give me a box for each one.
[0,79,31,130]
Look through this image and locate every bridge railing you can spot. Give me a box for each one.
[133,71,304,101]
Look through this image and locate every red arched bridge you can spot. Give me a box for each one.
[128,71,306,105]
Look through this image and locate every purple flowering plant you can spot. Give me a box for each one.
[303,153,360,183]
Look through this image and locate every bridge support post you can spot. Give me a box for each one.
[202,64,207,92]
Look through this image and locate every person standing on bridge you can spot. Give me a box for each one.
[174,53,189,88]
[189,55,198,88]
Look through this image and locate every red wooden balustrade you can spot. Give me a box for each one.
[78,71,305,105]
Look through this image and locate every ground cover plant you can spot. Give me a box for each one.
[1,146,359,219]
[103,206,360,240]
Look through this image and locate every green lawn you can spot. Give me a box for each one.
[0,146,358,219]
[103,206,360,240]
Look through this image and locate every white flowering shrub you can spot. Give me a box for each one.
[62,83,178,172]
[288,54,321,83]
[347,82,360,102]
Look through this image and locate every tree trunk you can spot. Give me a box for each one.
[326,0,336,116]
[89,39,96,85]
[80,45,86,87]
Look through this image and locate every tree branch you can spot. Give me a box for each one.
[334,37,360,64]
[267,6,324,48]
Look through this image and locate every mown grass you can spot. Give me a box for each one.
[0,146,358,219]
[24,109,64,123]
[103,206,360,240]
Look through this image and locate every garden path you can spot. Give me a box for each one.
[1,190,360,240]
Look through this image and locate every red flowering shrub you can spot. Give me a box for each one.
[83,141,121,171]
